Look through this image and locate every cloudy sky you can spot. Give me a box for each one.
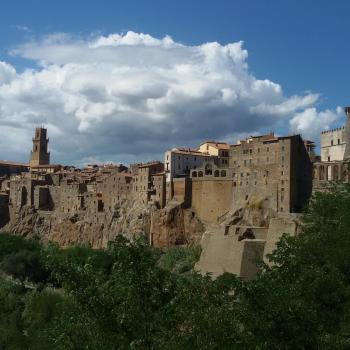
[0,0,349,165]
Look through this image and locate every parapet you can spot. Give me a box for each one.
[321,126,345,134]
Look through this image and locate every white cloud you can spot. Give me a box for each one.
[290,107,343,141]
[0,31,343,165]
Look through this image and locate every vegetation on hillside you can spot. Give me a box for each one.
[0,185,350,349]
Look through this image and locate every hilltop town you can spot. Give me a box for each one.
[0,107,349,279]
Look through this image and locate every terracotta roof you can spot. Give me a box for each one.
[0,160,28,167]
[199,141,230,150]
[138,161,163,168]
[171,148,209,156]
[30,164,61,168]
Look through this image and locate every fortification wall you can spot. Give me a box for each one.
[263,214,300,263]
[191,179,233,223]
[195,227,266,279]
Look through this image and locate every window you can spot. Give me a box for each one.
[328,156,331,162]
[249,149,252,154]
[331,140,334,146]
[338,139,340,144]
[267,147,269,152]
[258,148,260,153]
[282,156,284,161]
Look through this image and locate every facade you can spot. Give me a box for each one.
[321,127,346,162]
[198,141,230,167]
[313,107,350,190]
[132,161,165,205]
[0,161,29,176]
[191,133,313,219]
[164,148,216,182]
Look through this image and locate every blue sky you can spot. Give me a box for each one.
[0,0,349,164]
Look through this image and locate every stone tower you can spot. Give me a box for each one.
[344,107,350,160]
[29,127,50,166]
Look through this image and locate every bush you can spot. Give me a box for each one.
[158,245,202,273]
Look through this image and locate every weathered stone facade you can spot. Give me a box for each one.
[312,107,350,191]
[0,120,338,281]
[190,133,313,223]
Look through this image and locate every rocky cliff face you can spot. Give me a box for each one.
[3,199,205,249]
[150,201,204,248]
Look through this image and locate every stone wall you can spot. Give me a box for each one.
[191,179,233,223]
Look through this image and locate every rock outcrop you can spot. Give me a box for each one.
[3,199,205,249]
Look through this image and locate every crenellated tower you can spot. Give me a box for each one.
[29,127,50,167]
[344,107,350,160]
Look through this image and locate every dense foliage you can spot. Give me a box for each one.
[0,186,350,349]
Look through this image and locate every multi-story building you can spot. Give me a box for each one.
[191,133,313,217]
[321,127,347,162]
[198,141,230,166]
[313,107,350,186]
[164,148,217,182]
[132,161,164,204]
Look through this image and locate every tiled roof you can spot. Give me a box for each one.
[0,160,28,167]
[199,141,230,150]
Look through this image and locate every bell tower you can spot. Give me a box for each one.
[29,127,50,166]
[343,107,350,160]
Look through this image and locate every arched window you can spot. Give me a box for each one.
[214,170,219,177]
[205,164,212,175]
[198,171,203,177]
[221,170,227,177]
[192,171,197,177]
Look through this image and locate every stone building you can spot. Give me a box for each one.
[0,161,29,176]
[190,133,313,222]
[321,127,347,162]
[132,161,165,205]
[30,128,50,167]
[198,141,230,166]
[313,107,350,189]
[164,148,217,182]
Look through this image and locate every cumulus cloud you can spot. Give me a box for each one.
[290,107,344,141]
[0,31,343,165]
